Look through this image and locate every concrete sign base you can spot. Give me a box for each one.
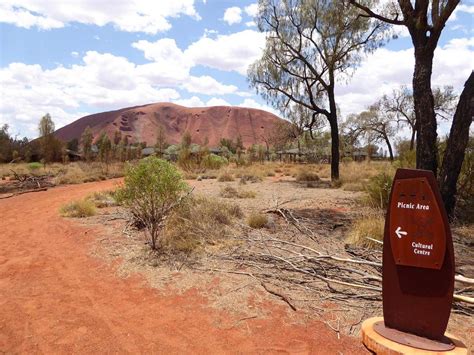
[361,317,467,355]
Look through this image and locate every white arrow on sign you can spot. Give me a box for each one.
[395,226,408,239]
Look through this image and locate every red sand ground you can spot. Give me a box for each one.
[54,102,283,148]
[0,180,366,354]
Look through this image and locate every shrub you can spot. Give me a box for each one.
[247,212,268,229]
[217,171,234,182]
[86,190,117,208]
[163,195,242,253]
[60,199,96,218]
[347,210,385,248]
[364,172,393,209]
[202,154,228,169]
[28,162,42,171]
[296,169,320,182]
[116,157,189,250]
[220,185,256,199]
[239,174,262,184]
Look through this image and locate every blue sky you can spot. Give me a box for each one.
[0,1,473,139]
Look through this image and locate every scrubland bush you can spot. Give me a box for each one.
[364,172,393,209]
[247,212,268,229]
[296,169,320,182]
[86,190,117,208]
[220,185,256,199]
[201,154,228,169]
[28,162,42,171]
[347,209,385,248]
[162,195,242,253]
[116,157,189,250]
[217,171,234,182]
[60,199,96,217]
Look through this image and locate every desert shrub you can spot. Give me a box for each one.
[217,171,234,182]
[239,174,262,184]
[296,169,320,182]
[247,212,268,229]
[201,154,228,169]
[28,162,42,171]
[163,195,242,253]
[86,190,117,208]
[455,137,474,222]
[364,172,393,209]
[60,199,96,218]
[347,210,384,248]
[220,185,256,199]
[116,157,189,250]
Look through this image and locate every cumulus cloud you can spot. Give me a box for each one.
[185,30,266,75]
[336,37,474,119]
[0,0,200,33]
[206,97,230,106]
[183,75,238,95]
[223,6,242,25]
[244,3,259,17]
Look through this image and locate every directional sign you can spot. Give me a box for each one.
[394,226,407,239]
[388,176,447,270]
[381,169,455,341]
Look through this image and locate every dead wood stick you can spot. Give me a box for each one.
[260,282,297,311]
[455,275,474,285]
[0,187,48,199]
[453,294,474,304]
[259,238,382,267]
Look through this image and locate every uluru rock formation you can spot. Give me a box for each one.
[54,102,284,148]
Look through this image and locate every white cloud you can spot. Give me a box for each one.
[185,30,266,75]
[238,98,279,116]
[71,51,79,57]
[173,96,205,107]
[245,21,256,27]
[336,37,474,120]
[206,98,230,106]
[183,76,238,95]
[223,6,242,25]
[0,0,201,33]
[244,3,258,17]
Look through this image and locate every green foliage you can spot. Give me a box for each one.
[364,172,393,209]
[202,154,228,169]
[81,126,93,161]
[116,157,188,250]
[28,162,42,170]
[395,140,416,168]
[60,199,96,218]
[455,136,474,222]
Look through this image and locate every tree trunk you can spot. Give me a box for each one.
[413,48,438,174]
[329,117,340,180]
[327,89,340,181]
[384,134,394,161]
[438,71,474,220]
[409,126,416,151]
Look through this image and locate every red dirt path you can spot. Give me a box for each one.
[0,180,367,354]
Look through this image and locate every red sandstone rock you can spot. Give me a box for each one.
[54,102,283,148]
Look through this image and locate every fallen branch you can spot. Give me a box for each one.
[260,282,297,311]
[0,187,48,199]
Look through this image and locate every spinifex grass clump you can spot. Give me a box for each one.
[60,199,96,218]
[116,157,189,250]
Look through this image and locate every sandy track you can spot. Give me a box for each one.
[0,179,366,354]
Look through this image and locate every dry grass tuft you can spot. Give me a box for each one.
[59,199,96,218]
[217,171,234,182]
[296,169,320,182]
[247,212,269,229]
[86,190,117,208]
[219,185,256,199]
[162,195,242,253]
[347,209,385,248]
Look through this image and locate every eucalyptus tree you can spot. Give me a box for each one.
[380,85,457,151]
[249,0,388,180]
[349,0,460,174]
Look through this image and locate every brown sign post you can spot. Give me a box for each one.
[375,168,456,351]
